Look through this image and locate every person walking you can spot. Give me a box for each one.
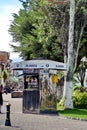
[0,84,4,113]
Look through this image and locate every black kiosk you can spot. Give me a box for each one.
[12,59,66,114]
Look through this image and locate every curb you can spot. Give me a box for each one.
[59,114,87,121]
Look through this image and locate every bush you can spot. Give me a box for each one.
[73,89,87,109]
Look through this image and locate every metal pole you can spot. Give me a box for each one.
[5,103,11,126]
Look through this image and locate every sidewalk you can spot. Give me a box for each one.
[0,93,87,130]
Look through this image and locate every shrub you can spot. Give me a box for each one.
[73,89,87,109]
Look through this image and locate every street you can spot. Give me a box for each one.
[0,93,87,130]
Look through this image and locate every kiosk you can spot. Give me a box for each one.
[12,59,66,114]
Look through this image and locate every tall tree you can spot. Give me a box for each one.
[64,0,87,108]
[9,0,87,108]
[48,0,87,108]
[63,0,75,108]
[9,0,63,61]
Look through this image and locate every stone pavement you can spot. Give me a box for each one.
[0,93,87,130]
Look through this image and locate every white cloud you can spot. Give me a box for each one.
[0,4,22,62]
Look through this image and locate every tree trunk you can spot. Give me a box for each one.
[80,69,85,87]
[64,72,74,109]
[63,0,75,109]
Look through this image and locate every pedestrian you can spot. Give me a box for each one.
[0,84,4,113]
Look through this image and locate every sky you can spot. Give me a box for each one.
[0,0,23,62]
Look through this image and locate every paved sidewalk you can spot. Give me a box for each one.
[0,93,87,130]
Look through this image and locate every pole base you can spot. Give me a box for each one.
[5,119,11,126]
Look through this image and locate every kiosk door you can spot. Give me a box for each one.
[23,89,39,113]
[23,74,40,113]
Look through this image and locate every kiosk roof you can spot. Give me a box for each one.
[12,59,66,70]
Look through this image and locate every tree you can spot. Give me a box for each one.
[9,0,63,61]
[9,0,87,108]
[47,0,87,108]
[64,0,87,108]
[63,0,75,109]
[76,26,87,68]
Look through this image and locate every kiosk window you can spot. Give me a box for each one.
[27,76,38,88]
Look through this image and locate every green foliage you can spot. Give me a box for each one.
[2,69,9,82]
[9,0,87,65]
[49,0,87,67]
[9,0,63,61]
[73,87,87,109]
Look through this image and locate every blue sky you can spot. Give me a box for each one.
[0,0,20,5]
[0,0,22,13]
[0,0,22,62]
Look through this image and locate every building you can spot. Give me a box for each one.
[0,51,9,64]
[0,51,11,76]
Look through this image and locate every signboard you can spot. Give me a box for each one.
[12,60,66,70]
[23,69,39,75]
[52,75,59,83]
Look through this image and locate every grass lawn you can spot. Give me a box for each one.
[58,108,87,119]
[57,104,87,119]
